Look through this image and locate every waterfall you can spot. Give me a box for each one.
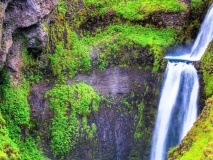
[150,3,213,160]
[150,62,199,160]
[190,4,213,60]
[164,3,213,61]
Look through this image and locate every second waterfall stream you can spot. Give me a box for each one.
[150,3,213,160]
[150,62,199,160]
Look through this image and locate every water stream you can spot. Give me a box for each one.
[150,3,213,160]
[165,3,213,61]
[150,62,199,160]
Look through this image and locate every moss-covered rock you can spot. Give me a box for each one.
[0,112,20,160]
[200,41,213,98]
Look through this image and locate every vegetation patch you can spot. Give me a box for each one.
[47,21,91,83]
[21,48,42,84]
[57,0,67,17]
[44,82,101,157]
[49,35,91,82]
[191,0,203,9]
[81,24,176,72]
[200,50,213,97]
[0,112,20,159]
[83,0,186,21]
[0,69,48,159]
[48,0,179,78]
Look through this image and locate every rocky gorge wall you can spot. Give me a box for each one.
[0,0,212,160]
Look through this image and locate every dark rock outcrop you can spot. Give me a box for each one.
[0,0,58,69]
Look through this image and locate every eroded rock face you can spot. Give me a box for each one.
[0,0,58,70]
[4,0,57,29]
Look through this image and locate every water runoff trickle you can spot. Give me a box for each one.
[150,3,213,160]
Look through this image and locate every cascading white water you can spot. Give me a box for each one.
[150,62,199,160]
[164,3,213,61]
[179,69,199,141]
[190,4,213,60]
[150,3,213,160]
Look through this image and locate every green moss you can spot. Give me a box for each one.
[19,136,49,160]
[200,51,213,97]
[0,69,48,160]
[21,49,42,84]
[81,24,176,71]
[134,102,144,139]
[83,0,186,21]
[48,0,179,77]
[168,96,213,160]
[47,20,91,82]
[50,33,91,82]
[191,0,203,9]
[83,24,176,47]
[0,74,29,142]
[203,72,213,97]
[0,111,20,160]
[57,0,67,16]
[45,82,101,157]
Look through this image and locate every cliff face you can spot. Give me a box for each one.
[0,0,212,160]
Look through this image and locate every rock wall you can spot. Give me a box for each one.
[0,0,57,77]
[0,0,212,160]
[30,67,160,159]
